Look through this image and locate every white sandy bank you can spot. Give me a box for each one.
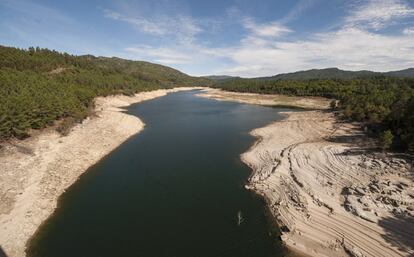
[199,88,331,110]
[198,89,414,257]
[0,87,199,257]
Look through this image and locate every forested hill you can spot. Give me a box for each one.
[259,67,414,80]
[0,45,210,140]
[214,77,414,153]
[385,68,414,78]
[202,75,240,81]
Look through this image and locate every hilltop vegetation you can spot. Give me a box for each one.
[257,67,414,81]
[202,75,240,81]
[1,45,413,153]
[0,45,209,140]
[215,77,414,152]
[262,68,378,80]
[385,68,414,78]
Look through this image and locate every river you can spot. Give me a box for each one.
[27,90,291,257]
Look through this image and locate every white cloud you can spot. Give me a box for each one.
[125,45,193,64]
[122,22,414,77]
[279,0,320,24]
[209,1,414,76]
[103,9,202,43]
[111,1,414,77]
[243,18,292,37]
[103,10,166,35]
[403,27,414,35]
[345,0,414,30]
[215,27,414,77]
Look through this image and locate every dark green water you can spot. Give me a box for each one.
[28,90,289,257]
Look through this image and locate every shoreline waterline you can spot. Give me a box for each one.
[196,91,306,257]
[0,87,200,257]
[3,88,410,257]
[25,89,290,257]
[198,89,413,257]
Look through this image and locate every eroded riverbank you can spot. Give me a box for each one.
[2,87,412,257]
[0,87,199,257]
[198,88,414,257]
[24,89,289,257]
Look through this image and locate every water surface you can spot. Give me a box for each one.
[28,90,290,257]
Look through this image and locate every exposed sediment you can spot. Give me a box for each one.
[198,88,331,110]
[0,87,199,257]
[199,88,414,257]
[1,87,413,257]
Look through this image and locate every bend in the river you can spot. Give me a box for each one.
[27,90,293,257]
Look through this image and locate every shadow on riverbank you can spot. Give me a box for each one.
[378,215,414,256]
[0,246,8,257]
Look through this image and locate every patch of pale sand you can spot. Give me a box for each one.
[242,111,414,257]
[198,90,414,257]
[0,87,200,257]
[197,88,331,110]
[47,67,66,74]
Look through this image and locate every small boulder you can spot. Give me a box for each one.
[355,187,366,196]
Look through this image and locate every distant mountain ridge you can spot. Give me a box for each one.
[202,75,240,81]
[259,67,414,80]
[384,68,414,78]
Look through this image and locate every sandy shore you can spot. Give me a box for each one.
[199,89,414,257]
[199,88,331,109]
[0,87,199,257]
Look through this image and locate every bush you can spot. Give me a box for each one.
[56,117,77,136]
[330,100,337,109]
[379,130,393,150]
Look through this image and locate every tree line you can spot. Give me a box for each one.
[1,45,413,153]
[0,45,209,140]
[215,77,414,152]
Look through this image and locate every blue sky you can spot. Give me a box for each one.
[1,0,414,77]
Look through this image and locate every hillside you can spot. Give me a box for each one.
[258,67,414,80]
[0,45,210,140]
[385,68,414,78]
[202,75,240,81]
[263,68,377,80]
[0,46,208,87]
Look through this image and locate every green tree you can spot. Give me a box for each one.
[379,130,393,150]
[0,45,211,141]
[330,100,337,109]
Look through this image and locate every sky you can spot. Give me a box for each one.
[1,0,414,77]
